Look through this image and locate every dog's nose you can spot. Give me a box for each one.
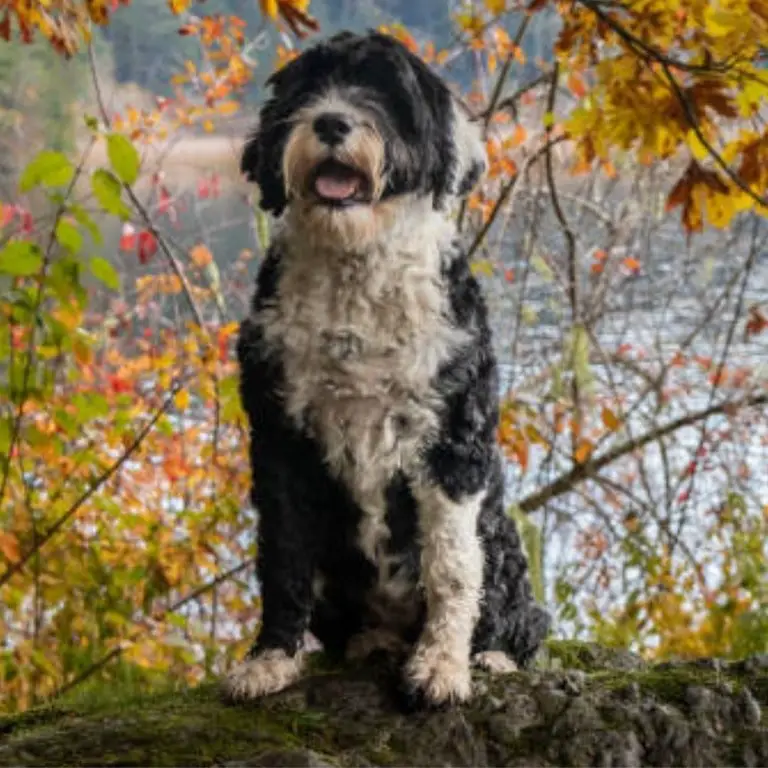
[313,113,351,146]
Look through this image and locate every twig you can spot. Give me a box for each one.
[518,391,768,513]
[87,43,210,332]
[458,14,532,231]
[576,0,737,74]
[467,135,567,261]
[50,558,255,699]
[658,61,768,209]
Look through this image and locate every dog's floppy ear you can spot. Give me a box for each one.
[240,60,309,217]
[240,122,289,216]
[448,97,487,197]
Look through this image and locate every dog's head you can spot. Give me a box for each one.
[241,31,486,243]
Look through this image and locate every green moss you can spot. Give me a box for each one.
[2,651,766,767]
[544,639,643,672]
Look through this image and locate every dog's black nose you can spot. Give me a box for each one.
[313,113,351,145]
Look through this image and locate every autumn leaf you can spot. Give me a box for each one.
[574,439,594,464]
[0,531,21,563]
[138,230,158,264]
[190,244,213,268]
[601,407,621,432]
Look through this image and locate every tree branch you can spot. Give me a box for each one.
[518,392,768,514]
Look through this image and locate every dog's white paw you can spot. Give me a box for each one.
[405,644,472,706]
[223,649,304,701]
[472,650,518,674]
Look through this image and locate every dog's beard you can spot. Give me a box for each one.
[282,121,398,250]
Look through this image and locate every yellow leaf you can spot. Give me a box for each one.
[685,129,710,161]
[601,406,621,431]
[168,0,191,14]
[484,0,507,13]
[216,101,240,116]
[470,259,495,277]
[73,335,93,366]
[202,120,215,133]
[174,389,190,411]
[260,0,278,19]
[543,111,555,129]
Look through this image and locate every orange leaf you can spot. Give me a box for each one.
[567,71,586,99]
[190,244,213,268]
[574,440,593,464]
[0,531,20,563]
[622,256,641,274]
[601,407,621,432]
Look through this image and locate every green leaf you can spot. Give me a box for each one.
[69,204,103,245]
[531,253,553,281]
[570,323,593,391]
[55,218,83,254]
[71,392,110,422]
[19,150,74,192]
[83,114,100,132]
[106,133,140,185]
[91,169,131,220]
[509,504,545,604]
[90,257,120,291]
[0,241,43,276]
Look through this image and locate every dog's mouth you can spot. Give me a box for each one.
[310,159,372,206]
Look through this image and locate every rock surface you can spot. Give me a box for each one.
[1,642,766,767]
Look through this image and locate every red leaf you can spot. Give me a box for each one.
[138,230,158,264]
[504,268,514,283]
[20,210,33,235]
[0,12,11,41]
[197,177,210,199]
[119,222,137,251]
[745,306,768,338]
[108,375,133,394]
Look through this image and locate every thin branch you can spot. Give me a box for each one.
[467,134,567,261]
[518,391,768,514]
[658,61,768,209]
[577,0,737,74]
[50,558,255,700]
[87,43,210,332]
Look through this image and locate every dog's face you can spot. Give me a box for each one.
[242,31,486,244]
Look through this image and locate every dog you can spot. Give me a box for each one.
[225,30,551,708]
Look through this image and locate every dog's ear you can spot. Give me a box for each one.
[240,122,289,216]
[448,98,487,198]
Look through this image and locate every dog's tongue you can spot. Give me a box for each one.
[315,173,359,201]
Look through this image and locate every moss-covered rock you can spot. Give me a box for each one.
[1,643,766,767]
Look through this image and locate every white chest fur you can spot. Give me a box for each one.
[257,212,469,571]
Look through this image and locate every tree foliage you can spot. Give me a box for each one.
[1,0,767,714]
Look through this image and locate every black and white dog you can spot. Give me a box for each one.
[226,30,550,708]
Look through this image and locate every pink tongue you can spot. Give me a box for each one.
[315,174,358,200]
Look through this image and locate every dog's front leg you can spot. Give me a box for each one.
[223,466,316,701]
[404,483,484,706]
